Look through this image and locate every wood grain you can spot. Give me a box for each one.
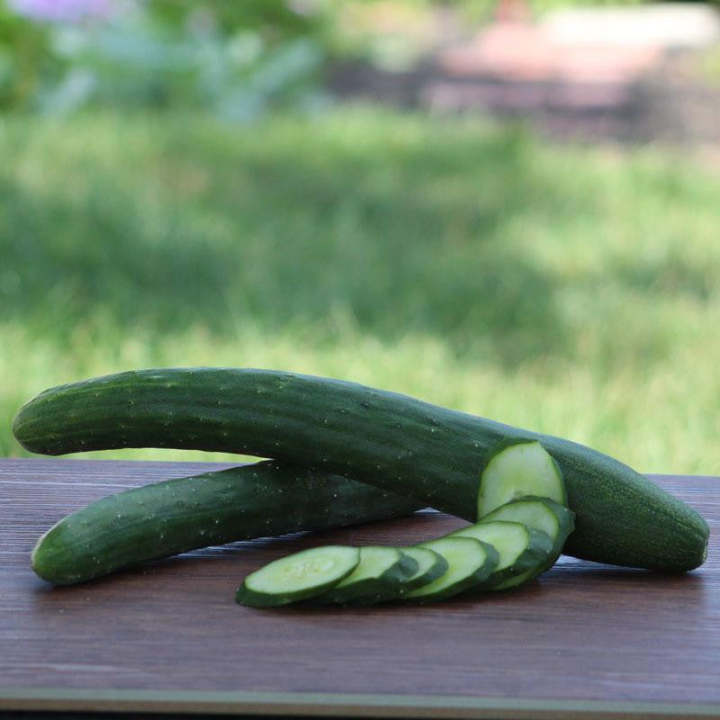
[1,459,718,719]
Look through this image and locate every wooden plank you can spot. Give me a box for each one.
[1,459,718,718]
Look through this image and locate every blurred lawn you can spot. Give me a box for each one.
[2,108,719,474]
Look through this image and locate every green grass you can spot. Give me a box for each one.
[2,107,720,475]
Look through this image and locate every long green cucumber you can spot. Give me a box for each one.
[30,460,422,586]
[14,368,709,571]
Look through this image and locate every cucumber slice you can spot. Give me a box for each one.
[236,545,359,608]
[405,537,499,603]
[345,547,448,605]
[396,546,449,594]
[477,440,566,519]
[316,546,417,605]
[481,495,575,572]
[450,520,553,589]
[492,565,541,591]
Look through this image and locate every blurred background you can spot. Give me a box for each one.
[1,0,719,473]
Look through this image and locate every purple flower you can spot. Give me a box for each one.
[8,0,113,23]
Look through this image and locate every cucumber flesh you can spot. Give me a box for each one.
[236,545,359,608]
[405,537,499,602]
[478,441,567,519]
[481,496,575,571]
[450,520,553,589]
[316,546,416,605]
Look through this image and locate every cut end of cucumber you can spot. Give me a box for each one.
[236,545,359,608]
[477,441,566,519]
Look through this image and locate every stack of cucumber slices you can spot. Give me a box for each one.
[13,368,709,596]
[236,441,575,608]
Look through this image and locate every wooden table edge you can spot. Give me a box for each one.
[1,689,719,719]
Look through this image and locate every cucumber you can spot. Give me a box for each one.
[481,496,575,571]
[13,368,709,571]
[405,537,498,602]
[492,566,542,591]
[347,546,450,605]
[478,440,566,517]
[475,442,574,581]
[449,520,553,589]
[30,461,422,586]
[316,546,416,605]
[236,545,359,608]
[394,546,449,595]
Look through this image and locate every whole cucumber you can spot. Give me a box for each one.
[31,460,422,585]
[14,368,709,571]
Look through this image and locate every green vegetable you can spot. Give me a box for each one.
[315,546,416,605]
[236,545,360,608]
[394,546,449,596]
[478,440,566,518]
[449,520,553,589]
[14,368,709,571]
[476,441,574,577]
[343,547,449,605]
[481,496,575,573]
[405,537,498,602]
[30,461,422,586]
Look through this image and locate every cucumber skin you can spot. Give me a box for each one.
[30,461,422,586]
[14,368,709,572]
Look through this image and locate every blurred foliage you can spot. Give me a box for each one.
[0,4,56,107]
[699,43,720,86]
[6,0,706,115]
[2,109,720,471]
[0,0,334,116]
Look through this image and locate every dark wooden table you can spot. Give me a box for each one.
[1,459,718,719]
